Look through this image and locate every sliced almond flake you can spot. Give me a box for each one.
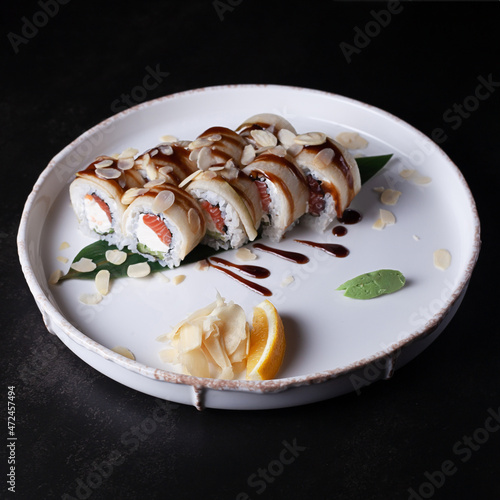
[118,147,138,159]
[160,135,178,143]
[241,144,256,165]
[172,275,186,286]
[144,178,166,188]
[281,275,295,287]
[189,149,200,162]
[372,218,386,230]
[112,346,136,360]
[152,189,175,213]
[335,131,368,150]
[400,168,416,179]
[49,269,62,285]
[79,292,103,305]
[157,273,170,283]
[95,159,114,168]
[413,175,432,185]
[149,149,159,157]
[208,166,225,171]
[313,148,334,169]
[220,164,239,180]
[95,269,110,296]
[413,234,420,241]
[189,137,213,150]
[127,262,151,278]
[372,186,385,193]
[179,169,203,188]
[145,157,158,180]
[121,187,149,205]
[57,256,69,264]
[159,145,174,156]
[287,143,304,157]
[433,249,451,270]
[59,241,70,250]
[380,208,396,225]
[251,129,277,148]
[267,145,287,157]
[277,128,296,148]
[235,248,257,261]
[95,167,121,180]
[117,158,134,171]
[197,146,218,170]
[294,132,326,146]
[202,170,218,180]
[158,166,174,178]
[207,133,222,142]
[195,259,210,271]
[381,189,402,206]
[71,257,97,273]
[105,249,127,265]
[188,208,201,232]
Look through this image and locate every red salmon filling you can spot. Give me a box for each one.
[306,174,325,216]
[143,213,172,245]
[85,193,112,223]
[255,179,272,213]
[201,201,226,233]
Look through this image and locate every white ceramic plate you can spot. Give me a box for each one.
[18,85,480,410]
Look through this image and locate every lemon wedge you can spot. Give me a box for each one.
[246,300,286,381]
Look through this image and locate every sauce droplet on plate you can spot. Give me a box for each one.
[294,240,349,258]
[253,243,309,264]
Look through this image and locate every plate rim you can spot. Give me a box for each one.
[17,83,481,394]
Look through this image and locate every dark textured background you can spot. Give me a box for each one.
[2,1,499,499]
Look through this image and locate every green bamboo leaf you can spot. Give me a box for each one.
[60,154,393,282]
[356,154,393,184]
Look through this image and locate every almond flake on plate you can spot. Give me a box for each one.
[49,269,63,285]
[79,293,103,305]
[95,269,110,296]
[172,275,186,286]
[57,256,69,264]
[277,129,296,148]
[118,147,138,159]
[160,135,178,143]
[59,241,70,250]
[127,262,151,278]
[236,248,257,261]
[112,346,136,360]
[281,275,295,287]
[335,131,368,150]
[380,208,396,225]
[400,168,416,179]
[433,249,451,270]
[71,257,97,273]
[380,189,402,206]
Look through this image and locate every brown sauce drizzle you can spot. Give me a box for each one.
[332,226,347,237]
[253,243,309,264]
[294,240,349,258]
[209,257,270,279]
[209,261,272,297]
[337,208,362,225]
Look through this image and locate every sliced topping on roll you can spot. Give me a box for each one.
[184,171,262,250]
[189,126,248,168]
[122,185,206,268]
[134,143,196,185]
[243,152,309,242]
[236,113,297,138]
[294,136,361,231]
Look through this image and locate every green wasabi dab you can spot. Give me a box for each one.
[336,269,405,299]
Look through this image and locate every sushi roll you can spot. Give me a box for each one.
[69,157,128,247]
[293,133,361,231]
[122,185,206,268]
[242,151,309,242]
[188,126,248,168]
[236,113,297,139]
[182,168,263,250]
[133,143,196,185]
